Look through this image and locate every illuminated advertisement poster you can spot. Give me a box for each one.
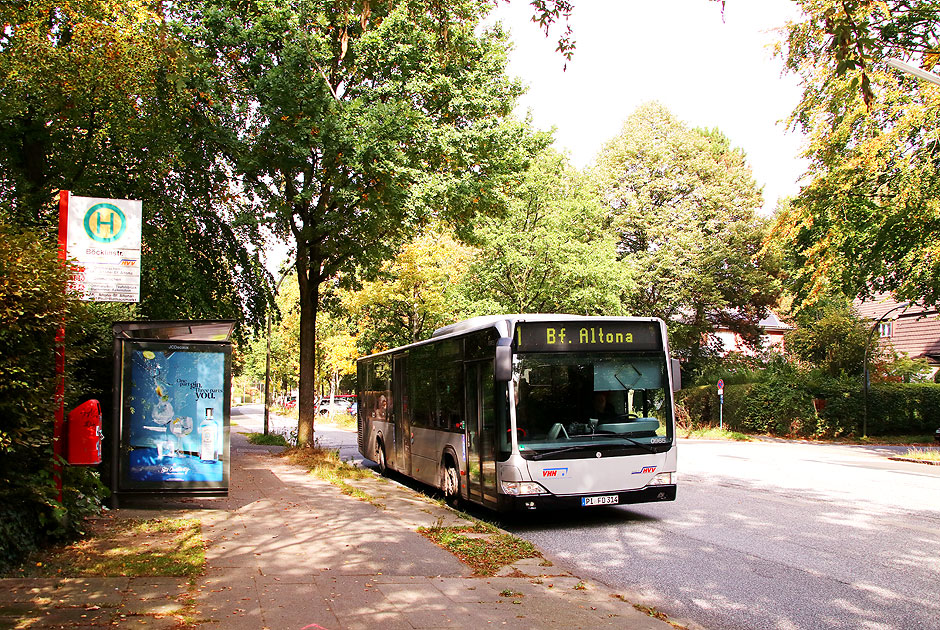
[121,341,229,487]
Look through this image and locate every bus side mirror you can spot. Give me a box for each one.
[671,359,681,392]
[495,339,512,381]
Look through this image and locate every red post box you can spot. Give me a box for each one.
[67,399,103,465]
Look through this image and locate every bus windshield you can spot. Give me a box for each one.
[513,353,673,457]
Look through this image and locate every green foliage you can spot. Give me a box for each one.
[777,1,940,308]
[0,504,44,570]
[0,224,110,570]
[590,102,780,371]
[344,227,475,352]
[459,149,625,316]
[689,351,768,387]
[784,299,874,378]
[0,0,272,339]
[0,225,69,482]
[882,352,933,383]
[678,362,940,438]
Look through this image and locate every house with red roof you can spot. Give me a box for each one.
[714,311,791,356]
[854,294,940,378]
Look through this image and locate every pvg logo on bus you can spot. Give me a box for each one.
[542,468,568,478]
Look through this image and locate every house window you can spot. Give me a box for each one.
[878,321,893,338]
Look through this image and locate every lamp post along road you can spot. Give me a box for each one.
[863,302,910,438]
[264,265,294,435]
[886,58,940,86]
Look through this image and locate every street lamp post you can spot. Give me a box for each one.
[263,264,294,435]
[886,59,940,86]
[862,302,910,438]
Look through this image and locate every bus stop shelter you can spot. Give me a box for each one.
[110,320,234,507]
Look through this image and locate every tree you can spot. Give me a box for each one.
[344,228,476,352]
[192,0,540,445]
[785,298,879,378]
[775,1,940,308]
[784,1,940,106]
[0,0,271,336]
[459,148,626,315]
[591,102,780,372]
[318,325,358,399]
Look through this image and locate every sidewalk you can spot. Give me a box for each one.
[0,432,676,630]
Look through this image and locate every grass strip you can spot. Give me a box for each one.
[7,518,205,578]
[417,523,540,576]
[681,426,751,441]
[849,434,937,445]
[246,432,289,446]
[284,445,384,506]
[899,447,940,462]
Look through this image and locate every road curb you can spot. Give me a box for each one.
[888,456,940,466]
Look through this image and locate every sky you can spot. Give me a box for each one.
[485,0,809,215]
[266,0,809,270]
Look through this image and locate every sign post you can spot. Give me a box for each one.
[56,191,142,503]
[717,378,724,430]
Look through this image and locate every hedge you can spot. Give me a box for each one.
[0,225,110,571]
[676,381,940,438]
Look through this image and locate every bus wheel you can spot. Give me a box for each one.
[442,461,460,508]
[376,442,388,476]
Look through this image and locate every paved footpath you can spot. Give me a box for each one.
[1,432,675,630]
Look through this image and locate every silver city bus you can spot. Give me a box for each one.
[356,314,680,512]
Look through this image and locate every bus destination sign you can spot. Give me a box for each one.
[515,321,662,352]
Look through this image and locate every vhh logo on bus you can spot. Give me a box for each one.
[542,468,568,478]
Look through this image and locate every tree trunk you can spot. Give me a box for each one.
[296,255,319,447]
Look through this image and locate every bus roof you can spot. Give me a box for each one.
[358,314,667,362]
[431,314,664,339]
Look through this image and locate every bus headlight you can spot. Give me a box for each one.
[649,472,675,486]
[500,481,548,496]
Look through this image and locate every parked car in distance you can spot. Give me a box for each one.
[316,394,356,416]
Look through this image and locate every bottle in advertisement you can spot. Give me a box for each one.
[200,408,219,462]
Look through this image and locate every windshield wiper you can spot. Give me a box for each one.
[531,445,593,460]
[605,434,659,454]
[531,435,659,459]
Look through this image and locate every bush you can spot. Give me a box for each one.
[677,369,940,438]
[864,383,940,435]
[0,500,45,570]
[0,224,111,570]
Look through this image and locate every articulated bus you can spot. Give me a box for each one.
[356,315,680,512]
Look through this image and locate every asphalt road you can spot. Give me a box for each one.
[505,439,940,630]
[229,405,940,630]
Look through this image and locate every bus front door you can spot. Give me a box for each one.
[393,354,411,476]
[464,361,498,507]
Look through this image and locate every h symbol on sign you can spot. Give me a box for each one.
[95,210,115,236]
